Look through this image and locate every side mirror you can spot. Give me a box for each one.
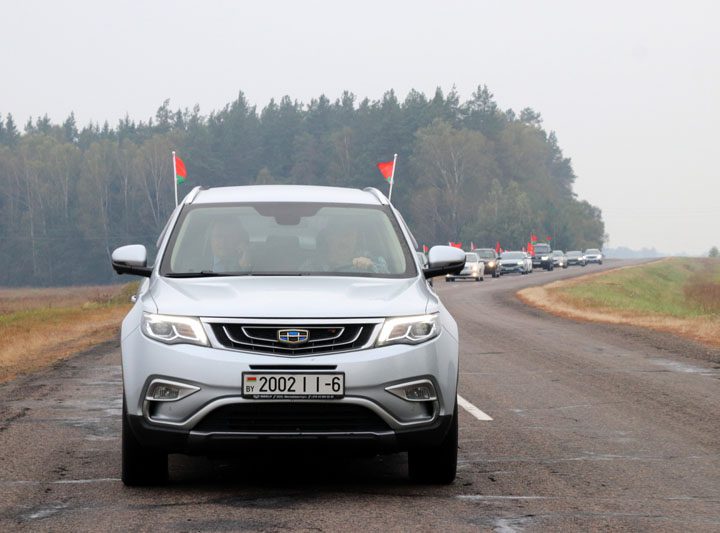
[111,244,152,277]
[423,246,466,279]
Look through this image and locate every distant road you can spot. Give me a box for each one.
[1,260,719,531]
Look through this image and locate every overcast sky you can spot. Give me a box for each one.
[3,0,718,254]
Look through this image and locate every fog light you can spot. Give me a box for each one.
[151,384,180,400]
[386,379,438,402]
[405,386,433,400]
[145,379,200,402]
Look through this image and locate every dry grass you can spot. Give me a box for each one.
[0,283,137,382]
[518,258,720,348]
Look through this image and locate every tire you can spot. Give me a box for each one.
[408,404,458,484]
[122,394,169,486]
[480,276,484,281]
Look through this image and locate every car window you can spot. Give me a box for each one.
[161,202,416,278]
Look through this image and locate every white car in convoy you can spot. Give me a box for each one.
[583,248,604,264]
[498,251,532,275]
[111,185,465,486]
[446,252,484,282]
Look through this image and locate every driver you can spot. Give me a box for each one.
[209,220,251,272]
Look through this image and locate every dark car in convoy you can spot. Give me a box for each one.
[531,243,554,271]
[473,248,500,278]
[584,248,603,264]
[566,250,586,266]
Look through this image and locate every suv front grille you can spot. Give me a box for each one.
[193,403,391,433]
[210,323,378,356]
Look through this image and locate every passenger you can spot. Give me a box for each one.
[209,220,251,272]
[316,223,389,273]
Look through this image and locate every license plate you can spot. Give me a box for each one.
[242,373,345,399]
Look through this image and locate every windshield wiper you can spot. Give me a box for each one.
[165,270,253,278]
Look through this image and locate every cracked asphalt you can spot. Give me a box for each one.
[1,260,719,532]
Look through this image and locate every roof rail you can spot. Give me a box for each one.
[363,187,390,205]
[182,186,204,205]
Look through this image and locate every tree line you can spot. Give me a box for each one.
[0,85,605,286]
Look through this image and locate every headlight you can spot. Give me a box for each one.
[376,314,439,347]
[541,255,549,260]
[517,261,523,265]
[141,313,209,346]
[488,261,496,267]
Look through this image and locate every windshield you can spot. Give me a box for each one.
[534,244,551,253]
[567,251,581,256]
[585,249,600,254]
[552,251,564,256]
[501,252,524,259]
[465,253,479,262]
[161,202,416,278]
[475,250,495,259]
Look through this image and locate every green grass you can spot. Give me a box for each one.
[554,258,720,318]
[0,281,138,327]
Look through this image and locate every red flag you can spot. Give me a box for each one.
[422,245,429,253]
[546,236,552,241]
[528,242,535,255]
[530,234,538,243]
[495,241,501,253]
[449,242,463,249]
[376,160,395,181]
[174,154,187,184]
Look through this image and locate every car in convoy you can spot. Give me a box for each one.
[531,243,554,271]
[551,250,568,269]
[473,248,500,278]
[446,252,484,282]
[498,250,532,275]
[583,248,603,264]
[565,250,586,266]
[111,185,465,486]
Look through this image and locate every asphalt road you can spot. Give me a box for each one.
[1,260,720,532]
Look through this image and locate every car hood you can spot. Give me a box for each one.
[146,275,433,318]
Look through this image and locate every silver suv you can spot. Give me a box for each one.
[112,185,465,486]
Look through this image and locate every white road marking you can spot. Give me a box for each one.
[457,394,493,421]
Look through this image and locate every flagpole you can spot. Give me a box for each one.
[172,151,178,207]
[388,153,398,202]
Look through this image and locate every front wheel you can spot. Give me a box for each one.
[122,395,168,486]
[408,404,458,484]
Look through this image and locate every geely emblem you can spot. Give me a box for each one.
[277,329,309,344]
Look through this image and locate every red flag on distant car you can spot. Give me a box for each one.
[530,234,538,243]
[422,245,429,253]
[449,242,463,249]
[495,241,501,253]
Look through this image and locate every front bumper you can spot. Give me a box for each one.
[446,271,481,280]
[121,324,458,453]
[499,264,523,273]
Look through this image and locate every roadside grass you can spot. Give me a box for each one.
[518,258,720,348]
[0,283,138,382]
